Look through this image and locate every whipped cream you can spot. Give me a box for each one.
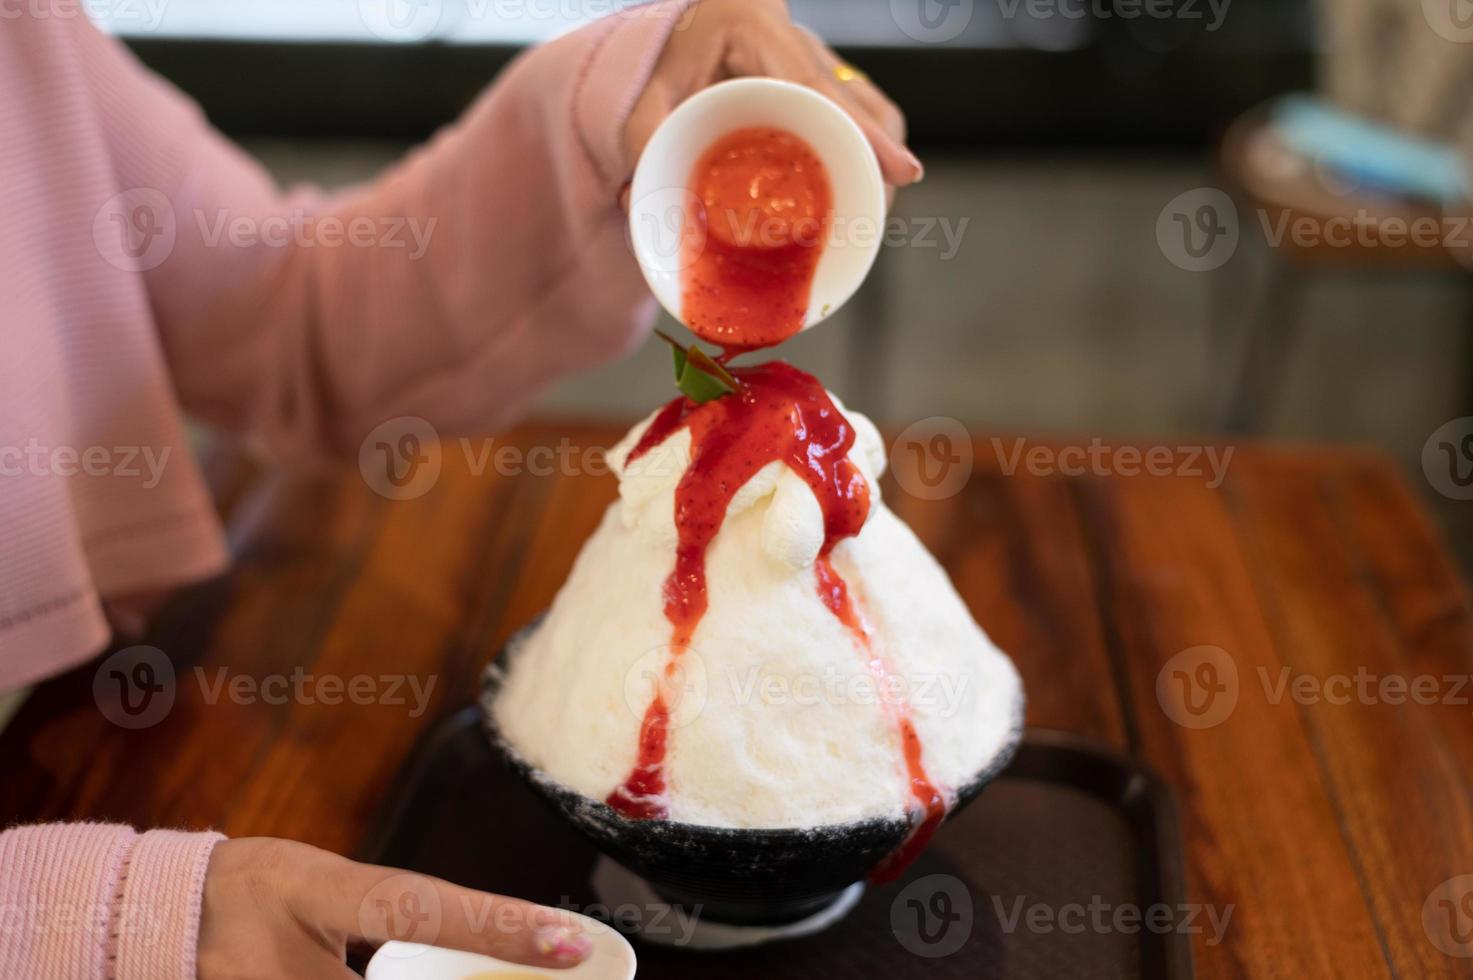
[494,396,1023,829]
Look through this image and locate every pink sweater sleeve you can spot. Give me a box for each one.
[65,3,695,462]
[1,11,697,976]
[0,824,222,980]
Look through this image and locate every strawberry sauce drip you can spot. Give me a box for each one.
[681,127,833,353]
[870,724,948,883]
[606,362,868,818]
[816,556,948,885]
[607,697,670,820]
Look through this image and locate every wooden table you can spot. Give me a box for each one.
[3,423,1472,978]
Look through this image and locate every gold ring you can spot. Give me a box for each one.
[833,63,867,84]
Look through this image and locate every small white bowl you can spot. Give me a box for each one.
[365,916,636,980]
[626,77,886,338]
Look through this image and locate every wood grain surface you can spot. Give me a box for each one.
[3,422,1472,978]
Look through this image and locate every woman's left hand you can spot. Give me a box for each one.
[197,838,593,978]
[623,0,922,188]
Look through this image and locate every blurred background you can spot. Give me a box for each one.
[97,0,1473,566]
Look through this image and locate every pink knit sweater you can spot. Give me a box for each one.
[1,4,690,977]
[0,825,222,979]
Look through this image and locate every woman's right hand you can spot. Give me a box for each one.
[197,838,593,979]
[624,0,921,188]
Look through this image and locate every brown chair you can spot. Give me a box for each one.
[1212,108,1472,431]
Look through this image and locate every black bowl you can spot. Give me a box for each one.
[481,622,1024,927]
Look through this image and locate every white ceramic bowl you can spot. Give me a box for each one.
[626,77,886,338]
[365,916,636,980]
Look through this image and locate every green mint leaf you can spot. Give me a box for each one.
[655,330,740,404]
[677,358,737,402]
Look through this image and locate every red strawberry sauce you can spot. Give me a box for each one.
[680,127,833,352]
[605,360,948,883]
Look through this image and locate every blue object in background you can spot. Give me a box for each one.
[1270,95,1469,205]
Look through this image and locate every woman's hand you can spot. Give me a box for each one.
[624,0,921,187]
[198,838,593,979]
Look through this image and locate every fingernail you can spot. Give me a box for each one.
[534,924,594,963]
[904,149,925,182]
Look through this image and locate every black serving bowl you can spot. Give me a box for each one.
[481,623,1025,927]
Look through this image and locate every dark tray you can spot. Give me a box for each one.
[357,708,1195,979]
